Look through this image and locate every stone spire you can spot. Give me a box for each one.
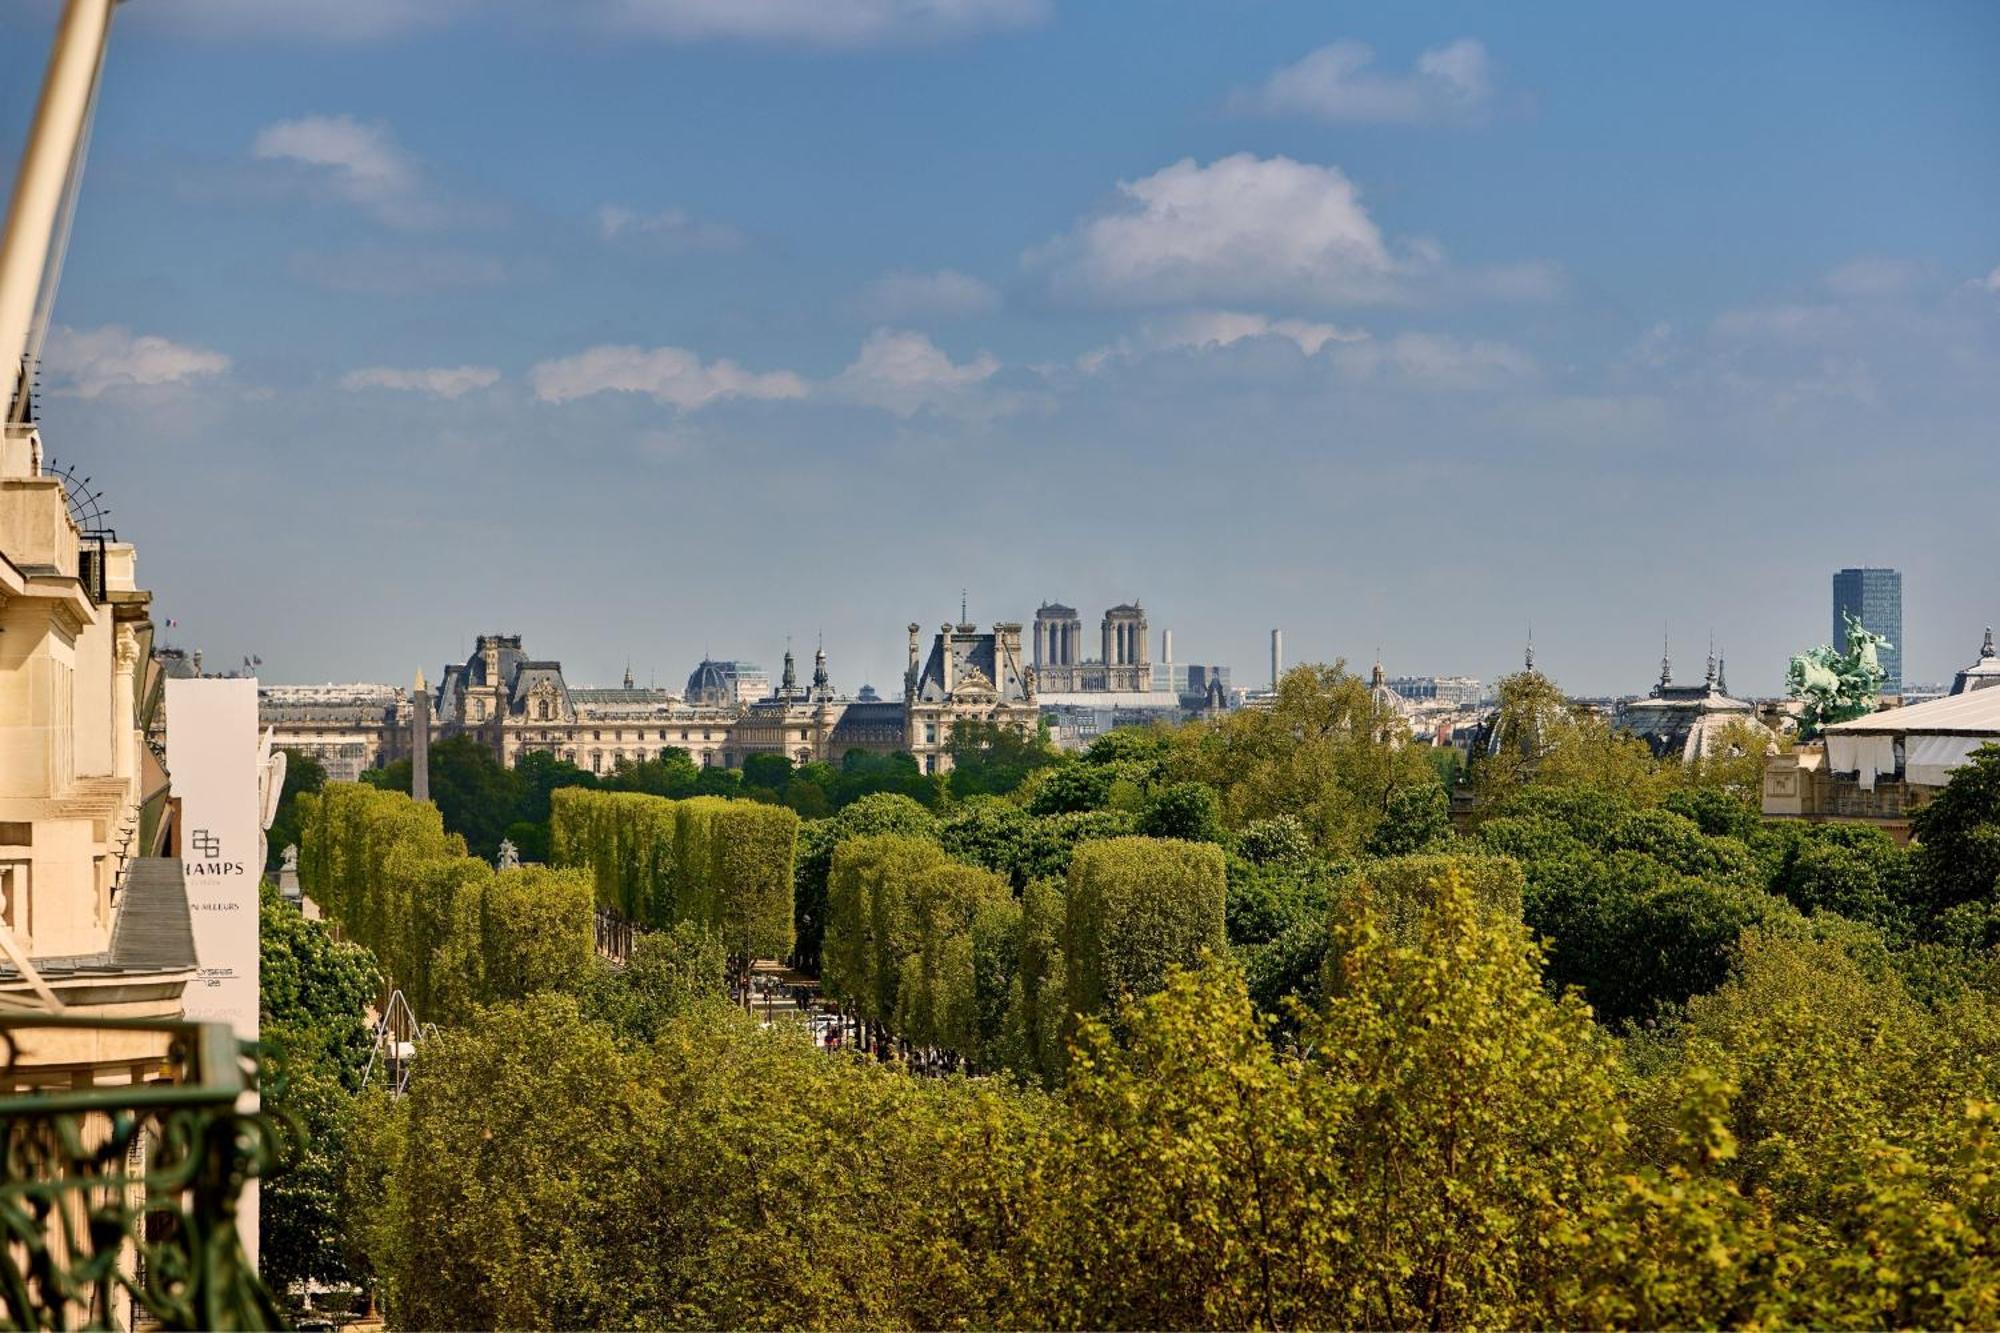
[1705,633,1716,689]
[1984,627,1996,661]
[1524,625,1534,674]
[622,661,634,690]
[1716,649,1729,697]
[812,635,829,695]
[1660,629,1673,690]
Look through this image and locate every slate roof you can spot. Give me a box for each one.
[916,629,1031,704]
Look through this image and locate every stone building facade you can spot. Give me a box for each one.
[905,619,1039,773]
[263,631,929,778]
[0,419,196,1070]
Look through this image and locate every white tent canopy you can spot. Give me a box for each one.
[1823,689,2000,790]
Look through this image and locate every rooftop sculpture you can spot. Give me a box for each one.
[1787,611,1889,738]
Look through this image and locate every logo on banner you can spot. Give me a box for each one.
[186,828,245,877]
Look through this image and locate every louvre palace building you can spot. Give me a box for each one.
[260,621,1039,780]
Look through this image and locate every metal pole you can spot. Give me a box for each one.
[0,0,117,436]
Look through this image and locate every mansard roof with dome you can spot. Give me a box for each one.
[1951,627,2000,695]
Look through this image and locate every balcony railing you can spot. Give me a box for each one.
[0,1016,289,1331]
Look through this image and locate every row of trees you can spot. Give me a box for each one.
[548,788,798,964]
[818,833,1230,1075]
[349,860,2000,1328]
[296,783,595,1024]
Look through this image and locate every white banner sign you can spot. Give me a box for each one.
[166,677,262,1040]
[165,676,261,1263]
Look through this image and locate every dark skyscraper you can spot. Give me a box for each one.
[1833,567,1903,694]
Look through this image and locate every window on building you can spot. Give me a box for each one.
[924,723,937,745]
[591,751,603,774]
[0,861,27,936]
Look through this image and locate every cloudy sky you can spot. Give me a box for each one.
[4,0,1997,695]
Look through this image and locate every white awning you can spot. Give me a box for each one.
[1907,733,1990,787]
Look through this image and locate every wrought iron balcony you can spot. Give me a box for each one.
[0,1015,289,1331]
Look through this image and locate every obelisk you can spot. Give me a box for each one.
[412,668,432,804]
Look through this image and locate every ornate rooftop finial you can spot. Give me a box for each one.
[1716,649,1729,697]
[1524,623,1535,673]
[1705,632,1716,688]
[781,641,797,693]
[1660,626,1673,689]
[622,660,634,691]
[961,588,968,624]
[1984,626,1996,660]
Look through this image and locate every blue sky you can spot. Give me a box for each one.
[4,0,1997,695]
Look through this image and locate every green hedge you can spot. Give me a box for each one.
[550,787,798,959]
[299,784,594,1024]
[823,833,1015,1067]
[1063,836,1228,1021]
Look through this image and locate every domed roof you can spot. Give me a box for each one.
[1951,627,2000,695]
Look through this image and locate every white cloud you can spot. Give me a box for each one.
[1979,265,2000,294]
[1079,309,1367,371]
[1232,38,1495,126]
[340,365,502,399]
[597,205,747,253]
[1825,257,1924,298]
[252,116,446,228]
[1331,332,1535,391]
[583,0,1046,46]
[1028,154,1416,308]
[43,326,230,398]
[836,328,1001,416]
[529,345,808,410]
[858,269,1001,321]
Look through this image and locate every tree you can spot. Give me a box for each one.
[1473,669,1667,811]
[1910,742,2000,917]
[1025,760,1117,815]
[1025,866,1629,1329]
[365,735,526,860]
[823,834,946,1026]
[1063,837,1228,1023]
[513,748,598,822]
[741,753,794,793]
[582,921,730,1043]
[946,718,1056,798]
[1364,777,1453,856]
[794,792,941,973]
[1166,662,1439,853]
[265,749,327,872]
[261,880,379,1084]
[259,883,380,1313]
[1136,781,1225,843]
[1762,821,1914,937]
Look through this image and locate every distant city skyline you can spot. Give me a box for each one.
[227,567,1976,704]
[4,2,1995,697]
